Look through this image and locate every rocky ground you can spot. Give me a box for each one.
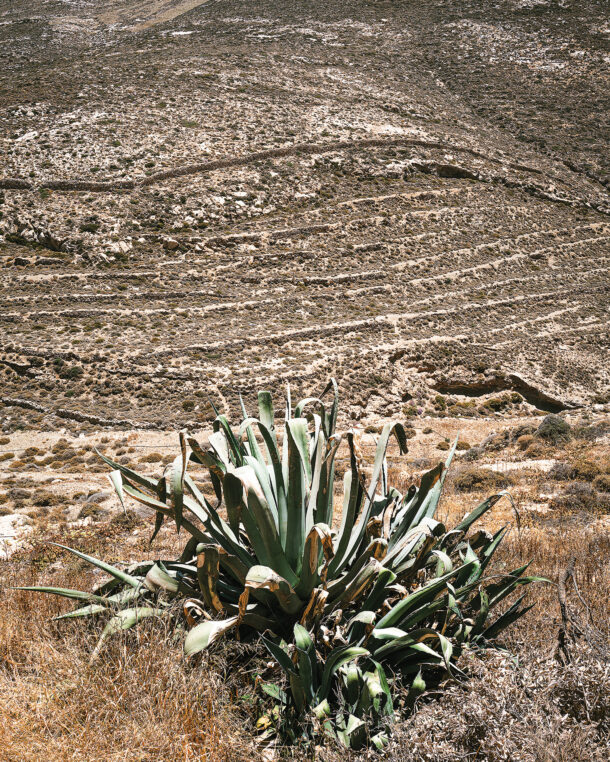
[0,0,609,433]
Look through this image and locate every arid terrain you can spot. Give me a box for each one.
[0,1,608,760]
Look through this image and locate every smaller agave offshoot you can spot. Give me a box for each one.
[17,381,546,750]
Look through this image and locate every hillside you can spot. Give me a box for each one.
[1,0,609,433]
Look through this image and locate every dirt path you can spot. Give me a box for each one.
[98,0,210,32]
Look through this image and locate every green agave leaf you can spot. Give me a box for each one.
[144,563,192,594]
[95,449,157,491]
[315,434,341,527]
[405,669,426,709]
[454,492,507,534]
[296,523,333,599]
[170,431,188,533]
[376,560,477,629]
[294,623,319,702]
[327,433,363,577]
[370,660,394,718]
[294,396,326,422]
[257,391,276,443]
[214,415,245,467]
[12,585,114,606]
[53,586,143,620]
[285,418,311,571]
[481,594,534,640]
[261,682,287,703]
[184,616,239,656]
[261,634,297,676]
[319,646,369,701]
[49,543,142,590]
[91,606,165,660]
[239,395,264,461]
[320,378,339,438]
[245,565,303,615]
[107,469,126,514]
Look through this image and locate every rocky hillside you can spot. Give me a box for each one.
[1,0,608,431]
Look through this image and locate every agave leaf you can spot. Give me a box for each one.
[261,634,298,677]
[184,616,239,656]
[344,663,362,709]
[214,415,245,467]
[188,436,226,477]
[481,594,534,640]
[319,646,369,701]
[243,454,279,523]
[257,391,276,441]
[296,523,334,598]
[12,585,114,606]
[294,396,326,422]
[376,561,477,630]
[370,660,394,717]
[150,475,167,544]
[405,669,426,709]
[294,623,319,701]
[479,527,508,572]
[285,419,311,571]
[261,682,287,703]
[107,470,126,514]
[320,378,339,438]
[53,586,143,620]
[49,543,142,590]
[360,568,397,612]
[95,449,157,491]
[239,411,267,470]
[315,434,342,527]
[313,699,332,737]
[170,451,185,533]
[209,430,231,468]
[91,606,165,660]
[305,427,325,530]
[196,545,224,612]
[122,483,208,544]
[472,588,490,634]
[454,492,507,534]
[145,563,196,595]
[334,424,408,575]
[396,463,444,539]
[371,732,390,750]
[431,549,454,575]
[365,422,408,513]
[245,565,303,615]
[327,433,363,577]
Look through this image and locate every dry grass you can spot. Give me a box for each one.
[0,570,261,762]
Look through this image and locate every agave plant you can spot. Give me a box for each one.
[16,381,544,748]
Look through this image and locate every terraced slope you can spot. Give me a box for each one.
[0,0,608,431]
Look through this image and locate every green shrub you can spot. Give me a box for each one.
[536,415,571,444]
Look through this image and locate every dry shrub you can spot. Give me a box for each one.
[452,467,514,493]
[592,474,610,493]
[139,452,164,463]
[384,646,608,762]
[516,433,535,450]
